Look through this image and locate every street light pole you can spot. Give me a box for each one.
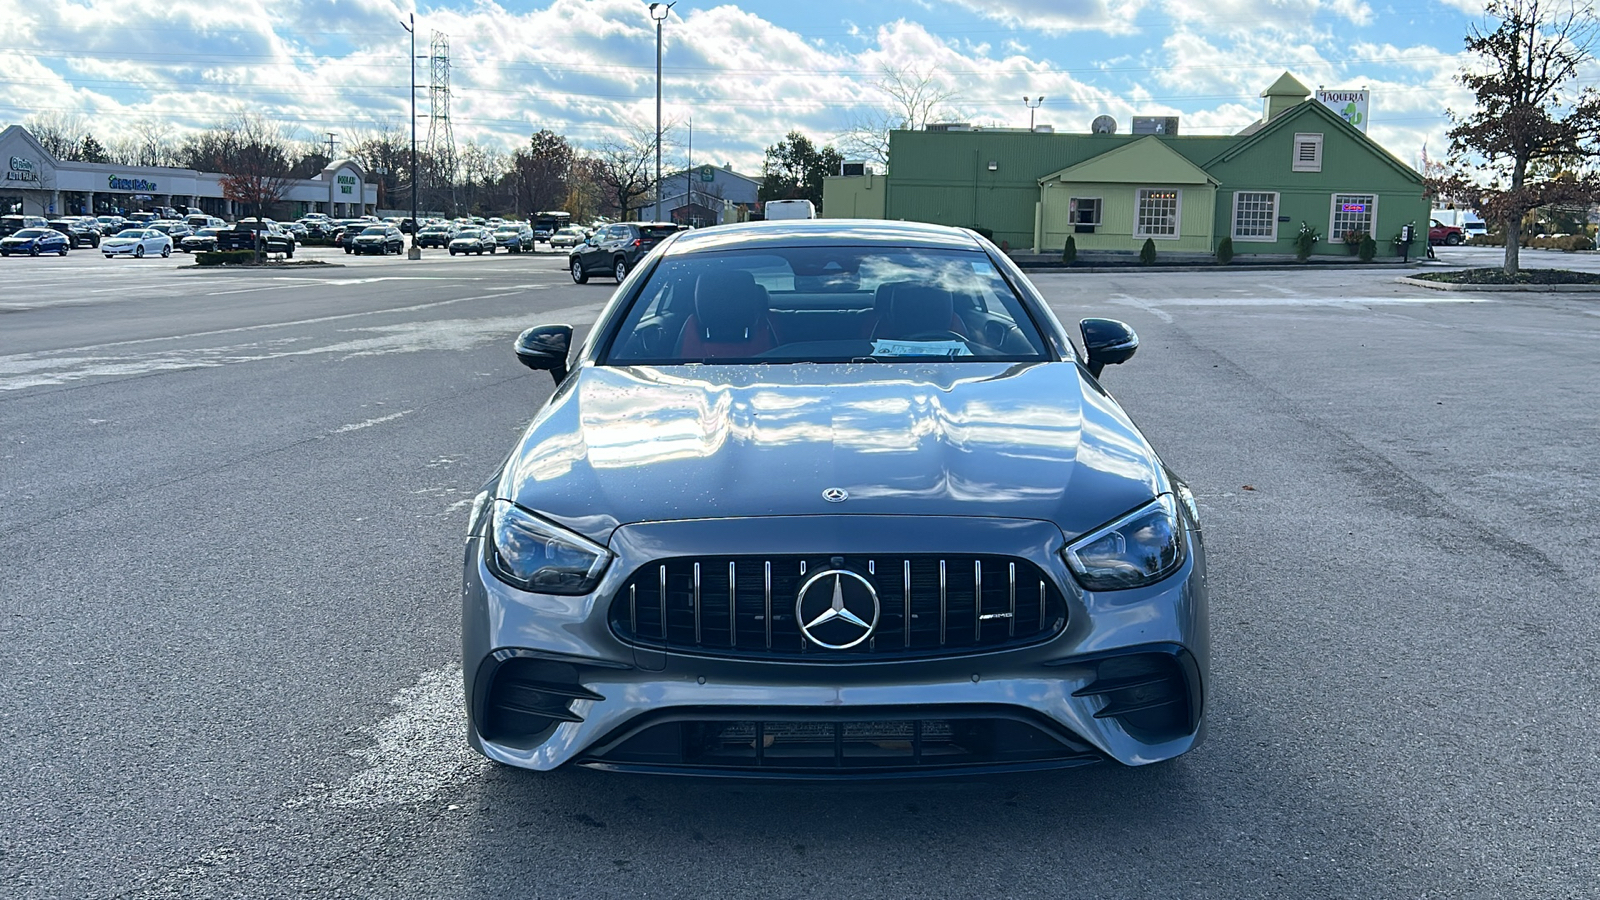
[648,2,675,223]
[402,14,420,258]
[1024,96,1044,130]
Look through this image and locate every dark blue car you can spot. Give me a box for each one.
[464,220,1208,778]
[0,227,71,257]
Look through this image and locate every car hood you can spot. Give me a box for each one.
[500,362,1165,543]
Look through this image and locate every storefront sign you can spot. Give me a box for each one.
[6,156,38,182]
[108,175,158,192]
[699,165,715,182]
[338,174,356,195]
[1341,203,1368,212]
[1314,89,1369,133]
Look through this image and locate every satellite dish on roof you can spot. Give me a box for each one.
[1091,115,1118,134]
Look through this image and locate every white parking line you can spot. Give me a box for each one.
[332,410,413,433]
[0,306,599,391]
[287,665,488,809]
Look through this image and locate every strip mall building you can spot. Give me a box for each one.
[1,125,377,219]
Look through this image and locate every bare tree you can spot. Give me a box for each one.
[588,121,674,219]
[347,122,410,211]
[131,118,178,167]
[216,113,295,219]
[1430,0,1600,274]
[24,112,89,160]
[838,66,962,165]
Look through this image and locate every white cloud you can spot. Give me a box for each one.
[944,0,1149,34]
[0,0,1474,179]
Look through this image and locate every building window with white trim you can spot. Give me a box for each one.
[1329,193,1377,242]
[1070,197,1101,233]
[1135,188,1180,238]
[1232,191,1278,241]
[1292,133,1323,172]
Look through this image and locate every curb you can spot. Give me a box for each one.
[1021,262,1436,274]
[177,260,344,271]
[1395,276,1600,293]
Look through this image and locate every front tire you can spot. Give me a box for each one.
[30,247,39,257]
[614,258,628,281]
[62,246,71,256]
[345,246,353,254]
[135,246,145,258]
[161,246,170,258]
[571,258,588,284]
[1446,234,1462,246]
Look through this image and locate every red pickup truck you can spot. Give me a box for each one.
[1429,219,1464,246]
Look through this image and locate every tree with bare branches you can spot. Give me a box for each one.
[25,112,89,160]
[212,114,295,219]
[590,122,669,219]
[838,66,962,165]
[1429,0,1600,274]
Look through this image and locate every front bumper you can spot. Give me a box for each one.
[463,515,1209,776]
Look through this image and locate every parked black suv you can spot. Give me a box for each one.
[48,218,101,248]
[217,219,295,256]
[568,222,681,283]
[1,215,49,238]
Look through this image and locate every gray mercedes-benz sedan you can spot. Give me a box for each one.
[463,220,1208,777]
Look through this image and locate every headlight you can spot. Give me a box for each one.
[483,499,611,595]
[1063,495,1185,591]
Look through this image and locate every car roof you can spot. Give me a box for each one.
[664,219,986,256]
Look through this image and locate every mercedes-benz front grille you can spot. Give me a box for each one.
[608,555,1067,660]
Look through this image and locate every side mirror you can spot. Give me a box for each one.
[1079,318,1139,379]
[514,324,573,383]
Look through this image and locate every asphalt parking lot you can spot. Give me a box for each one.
[1,245,1597,899]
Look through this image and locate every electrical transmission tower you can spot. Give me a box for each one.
[426,31,455,212]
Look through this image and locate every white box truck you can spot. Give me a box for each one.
[763,199,816,220]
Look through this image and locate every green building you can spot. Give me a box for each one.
[823,73,1430,258]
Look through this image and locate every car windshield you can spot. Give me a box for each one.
[195,229,218,237]
[604,246,1050,365]
[13,228,48,238]
[456,229,484,238]
[639,225,679,239]
[361,226,388,235]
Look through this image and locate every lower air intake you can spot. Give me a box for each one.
[580,707,1101,777]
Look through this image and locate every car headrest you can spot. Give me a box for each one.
[695,270,770,341]
[883,284,955,337]
[873,280,917,314]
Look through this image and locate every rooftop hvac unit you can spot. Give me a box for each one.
[925,123,972,132]
[1033,124,1055,133]
[1132,116,1180,135]
[1091,115,1117,134]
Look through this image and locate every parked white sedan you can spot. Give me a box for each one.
[102,229,173,259]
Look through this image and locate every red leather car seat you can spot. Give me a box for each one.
[676,270,779,359]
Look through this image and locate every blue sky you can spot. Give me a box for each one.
[0,0,1552,174]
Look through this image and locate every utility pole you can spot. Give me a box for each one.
[402,13,420,258]
[648,2,675,223]
[325,132,339,160]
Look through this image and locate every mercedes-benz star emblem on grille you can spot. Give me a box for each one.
[822,487,848,503]
[795,569,880,650]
